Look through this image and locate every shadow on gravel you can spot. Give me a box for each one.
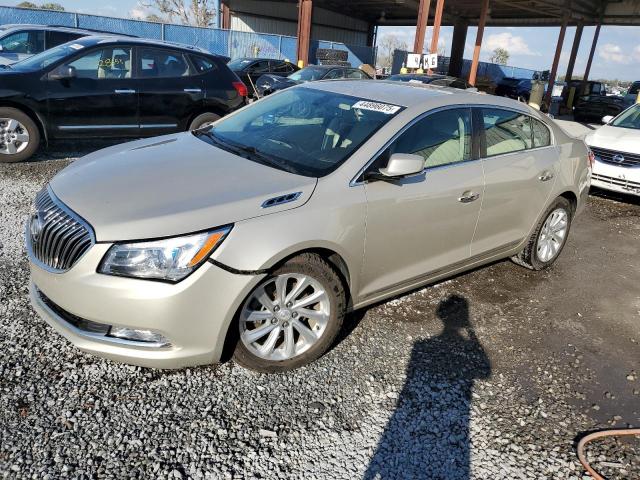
[364,295,491,480]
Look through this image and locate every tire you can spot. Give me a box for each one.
[0,107,40,163]
[188,112,221,131]
[512,197,573,270]
[233,253,346,373]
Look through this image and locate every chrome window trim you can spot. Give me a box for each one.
[140,124,178,129]
[350,102,555,187]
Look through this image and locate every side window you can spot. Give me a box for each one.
[346,69,364,79]
[46,31,81,49]
[531,117,551,148]
[0,30,44,54]
[324,69,344,80]
[190,55,217,74]
[139,48,189,78]
[482,108,532,156]
[388,108,472,169]
[68,47,132,79]
[272,61,292,73]
[249,60,269,73]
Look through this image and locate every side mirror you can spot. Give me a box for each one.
[602,115,614,124]
[48,65,76,81]
[366,153,425,182]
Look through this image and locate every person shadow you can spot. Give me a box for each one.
[364,294,491,480]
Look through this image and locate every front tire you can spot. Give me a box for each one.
[512,197,572,270]
[233,253,345,373]
[189,112,221,131]
[0,108,40,163]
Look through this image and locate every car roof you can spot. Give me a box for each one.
[305,79,533,113]
[0,24,133,36]
[64,35,212,55]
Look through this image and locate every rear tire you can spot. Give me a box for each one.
[189,112,221,131]
[233,253,346,373]
[0,107,40,163]
[512,197,573,270]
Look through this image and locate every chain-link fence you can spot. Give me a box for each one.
[0,5,376,66]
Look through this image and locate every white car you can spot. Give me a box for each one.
[585,104,640,197]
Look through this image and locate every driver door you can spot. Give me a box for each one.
[359,108,484,299]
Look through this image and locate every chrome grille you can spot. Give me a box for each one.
[591,146,640,168]
[27,187,94,272]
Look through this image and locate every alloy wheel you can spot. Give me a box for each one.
[536,208,569,263]
[0,118,30,155]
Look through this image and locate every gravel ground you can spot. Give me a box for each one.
[1,147,639,479]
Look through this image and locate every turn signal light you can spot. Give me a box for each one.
[233,81,248,97]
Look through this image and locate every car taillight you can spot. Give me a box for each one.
[233,81,248,97]
[587,148,595,168]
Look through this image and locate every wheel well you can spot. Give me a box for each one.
[0,101,47,143]
[559,191,578,214]
[188,107,225,129]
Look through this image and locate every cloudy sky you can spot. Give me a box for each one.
[5,0,639,80]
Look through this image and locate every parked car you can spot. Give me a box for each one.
[561,79,606,105]
[255,64,371,96]
[26,81,590,372]
[0,24,132,66]
[0,35,247,162]
[585,103,640,197]
[228,57,298,97]
[573,94,627,122]
[495,77,532,101]
[386,73,469,89]
[623,81,639,106]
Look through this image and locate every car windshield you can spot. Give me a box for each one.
[197,87,402,177]
[227,58,253,70]
[611,105,640,130]
[10,42,81,71]
[288,67,327,82]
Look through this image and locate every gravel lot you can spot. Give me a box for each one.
[1,145,639,479]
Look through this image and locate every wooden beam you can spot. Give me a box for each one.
[429,0,446,54]
[544,15,568,107]
[564,23,583,82]
[296,0,313,66]
[468,0,489,86]
[221,2,231,29]
[413,0,432,54]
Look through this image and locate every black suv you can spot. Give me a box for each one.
[0,36,247,162]
[228,57,298,97]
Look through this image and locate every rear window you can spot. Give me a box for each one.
[190,55,217,74]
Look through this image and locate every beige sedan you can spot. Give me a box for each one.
[26,80,591,372]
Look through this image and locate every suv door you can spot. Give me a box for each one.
[359,107,484,299]
[471,108,557,256]
[136,47,204,134]
[46,45,139,137]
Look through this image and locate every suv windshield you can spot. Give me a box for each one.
[197,87,402,177]
[611,104,640,130]
[10,42,82,71]
[289,67,327,82]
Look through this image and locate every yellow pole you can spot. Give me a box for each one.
[297,60,304,69]
[636,91,640,104]
[567,87,576,109]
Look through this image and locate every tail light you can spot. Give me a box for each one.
[232,81,248,97]
[587,148,595,168]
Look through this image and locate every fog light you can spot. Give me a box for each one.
[108,326,169,345]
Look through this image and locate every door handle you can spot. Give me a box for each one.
[184,88,202,93]
[538,170,555,182]
[458,191,480,203]
[114,89,136,94]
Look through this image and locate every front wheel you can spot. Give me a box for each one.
[512,197,573,270]
[233,253,345,373]
[0,107,40,163]
[189,112,221,131]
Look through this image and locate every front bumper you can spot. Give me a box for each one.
[591,161,640,197]
[29,243,264,369]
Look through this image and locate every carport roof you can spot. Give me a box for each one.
[268,0,640,26]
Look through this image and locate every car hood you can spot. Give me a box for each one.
[585,125,640,154]
[49,133,318,242]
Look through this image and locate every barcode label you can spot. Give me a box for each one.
[353,100,401,115]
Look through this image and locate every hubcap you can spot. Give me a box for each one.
[239,273,330,361]
[536,208,568,263]
[0,118,29,155]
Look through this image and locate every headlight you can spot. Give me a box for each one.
[98,226,231,282]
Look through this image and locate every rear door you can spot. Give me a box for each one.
[136,46,204,134]
[46,45,139,137]
[471,107,557,256]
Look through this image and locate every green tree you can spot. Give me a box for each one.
[142,0,216,27]
[489,47,509,65]
[16,2,39,8]
[17,1,65,10]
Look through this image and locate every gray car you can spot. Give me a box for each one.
[26,80,591,372]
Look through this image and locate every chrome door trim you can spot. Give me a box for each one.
[183,88,202,93]
[58,125,138,130]
[114,89,136,94]
[139,124,178,129]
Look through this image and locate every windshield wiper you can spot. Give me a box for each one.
[0,64,11,69]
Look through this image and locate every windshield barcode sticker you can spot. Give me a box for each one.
[68,44,84,50]
[353,101,401,115]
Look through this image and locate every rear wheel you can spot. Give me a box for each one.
[189,112,221,131]
[233,253,345,373]
[0,107,40,163]
[512,197,572,270]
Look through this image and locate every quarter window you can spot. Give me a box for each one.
[69,47,132,79]
[190,55,216,73]
[139,48,189,78]
[388,108,472,169]
[46,31,82,49]
[531,118,551,148]
[482,108,532,156]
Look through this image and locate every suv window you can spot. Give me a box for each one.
[139,48,189,78]
[0,30,44,54]
[482,108,532,156]
[531,117,551,148]
[324,69,344,80]
[190,55,217,73]
[46,31,82,49]
[386,108,472,169]
[69,47,132,79]
[271,61,294,73]
[248,60,269,73]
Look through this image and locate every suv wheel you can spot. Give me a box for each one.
[189,112,221,131]
[233,253,345,373]
[0,107,40,163]
[512,197,572,270]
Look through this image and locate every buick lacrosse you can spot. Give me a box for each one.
[27,80,591,372]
